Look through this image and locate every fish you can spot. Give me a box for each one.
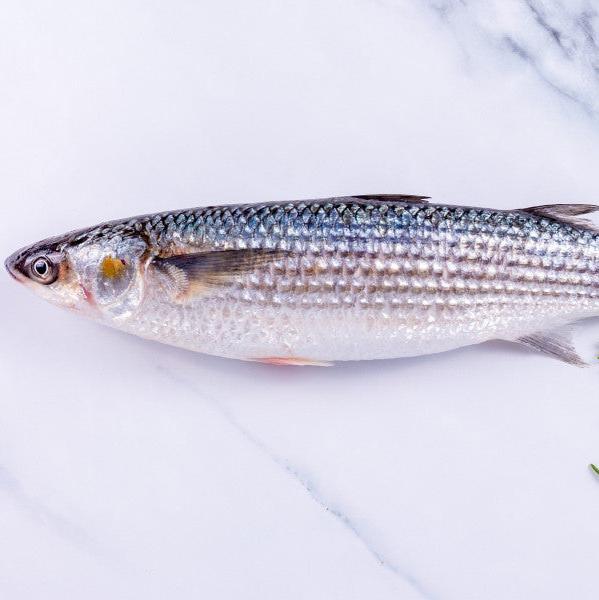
[5,194,599,366]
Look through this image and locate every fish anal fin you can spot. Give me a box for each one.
[353,194,430,204]
[516,327,587,367]
[153,248,287,300]
[522,204,599,231]
[251,356,333,367]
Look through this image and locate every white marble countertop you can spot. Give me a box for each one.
[2,1,599,598]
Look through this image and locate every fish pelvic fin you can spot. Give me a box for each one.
[152,248,288,300]
[249,356,333,367]
[516,326,588,367]
[522,204,599,232]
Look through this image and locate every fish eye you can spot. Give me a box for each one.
[29,256,58,284]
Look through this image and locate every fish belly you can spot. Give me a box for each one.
[123,276,599,362]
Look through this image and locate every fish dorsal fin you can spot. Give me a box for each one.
[353,194,430,204]
[516,326,587,367]
[152,248,287,300]
[522,204,599,231]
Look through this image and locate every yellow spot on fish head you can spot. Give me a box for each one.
[100,255,127,279]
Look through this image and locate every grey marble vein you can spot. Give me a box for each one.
[426,0,599,114]
[0,465,107,561]
[159,367,438,600]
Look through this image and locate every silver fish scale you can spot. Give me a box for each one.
[133,199,599,316]
[18,197,598,362]
[141,201,593,249]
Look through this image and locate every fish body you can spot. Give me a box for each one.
[6,195,599,365]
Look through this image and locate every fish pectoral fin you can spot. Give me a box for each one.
[352,194,430,204]
[522,204,599,231]
[515,327,587,367]
[250,356,333,367]
[152,248,287,300]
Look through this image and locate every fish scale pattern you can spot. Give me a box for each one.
[41,197,599,361]
[126,199,599,313]
[137,200,596,247]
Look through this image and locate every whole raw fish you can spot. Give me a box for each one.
[6,194,599,366]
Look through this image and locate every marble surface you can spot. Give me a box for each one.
[2,1,599,598]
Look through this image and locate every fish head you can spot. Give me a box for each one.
[5,221,150,323]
